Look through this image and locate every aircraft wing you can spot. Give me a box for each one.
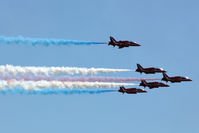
[118,46,125,49]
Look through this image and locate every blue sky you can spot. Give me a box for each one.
[0,0,198,133]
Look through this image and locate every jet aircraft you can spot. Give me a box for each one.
[162,73,192,83]
[108,36,141,49]
[139,80,169,89]
[118,86,147,94]
[136,64,166,74]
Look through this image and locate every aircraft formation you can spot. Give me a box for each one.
[118,63,192,94]
[108,36,192,94]
[0,35,192,95]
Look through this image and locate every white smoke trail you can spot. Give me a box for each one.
[0,75,160,82]
[0,65,131,76]
[0,80,136,90]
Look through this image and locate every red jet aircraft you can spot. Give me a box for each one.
[118,86,147,94]
[136,64,166,74]
[139,80,169,89]
[162,73,192,83]
[108,36,141,49]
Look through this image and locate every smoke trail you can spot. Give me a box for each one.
[0,36,107,46]
[0,88,116,95]
[0,80,136,90]
[0,75,160,82]
[0,65,131,76]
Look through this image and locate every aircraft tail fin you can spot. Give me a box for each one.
[120,86,125,90]
[163,72,169,79]
[109,36,117,44]
[141,80,147,85]
[141,80,147,84]
[119,86,125,93]
[140,80,147,87]
[137,64,143,71]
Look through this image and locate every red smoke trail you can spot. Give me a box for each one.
[0,75,160,82]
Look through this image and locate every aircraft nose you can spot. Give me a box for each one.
[142,89,147,93]
[143,90,147,93]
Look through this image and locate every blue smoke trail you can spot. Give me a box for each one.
[0,88,117,95]
[0,36,107,46]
